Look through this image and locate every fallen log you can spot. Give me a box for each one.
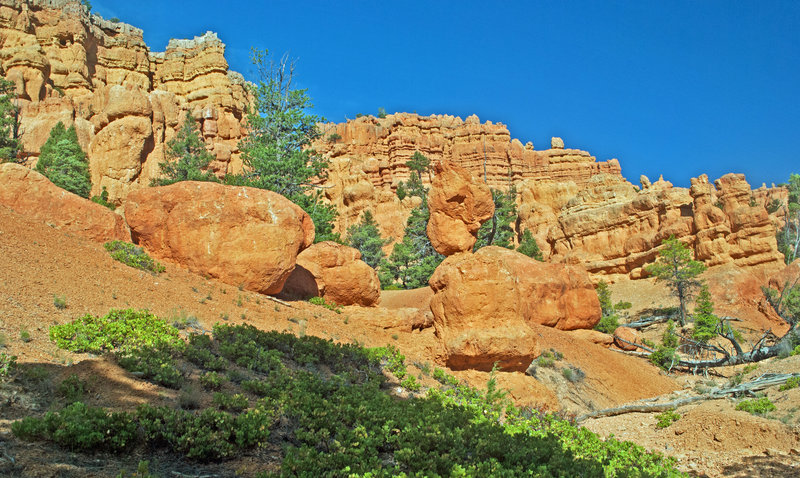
[576,372,800,423]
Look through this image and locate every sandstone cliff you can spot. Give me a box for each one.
[0,0,249,205]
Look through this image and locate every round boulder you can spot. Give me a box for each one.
[125,181,314,294]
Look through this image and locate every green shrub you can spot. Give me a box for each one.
[50,309,181,354]
[12,402,136,452]
[562,366,585,383]
[35,122,92,198]
[212,392,249,412]
[57,374,87,403]
[736,397,776,415]
[19,329,31,342]
[117,344,183,389]
[327,133,341,143]
[779,376,800,391]
[0,352,16,378]
[650,346,678,370]
[594,314,619,334]
[91,186,115,210]
[104,241,165,274]
[308,296,342,313]
[655,409,680,428]
[199,371,223,390]
[662,320,678,348]
[53,294,67,310]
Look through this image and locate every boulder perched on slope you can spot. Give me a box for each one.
[0,163,130,242]
[279,241,381,307]
[429,246,601,371]
[125,181,314,294]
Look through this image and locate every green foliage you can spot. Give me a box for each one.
[736,397,776,416]
[650,346,678,371]
[766,198,782,214]
[655,410,680,428]
[692,284,719,343]
[0,352,16,378]
[0,78,21,162]
[346,210,388,269]
[232,49,337,242]
[662,320,678,348]
[777,173,799,263]
[12,402,136,452]
[53,294,67,310]
[57,374,87,403]
[562,366,585,383]
[213,392,249,412]
[645,236,706,325]
[104,241,165,274]
[779,376,799,391]
[117,344,183,388]
[327,132,341,143]
[19,329,31,342]
[594,281,621,334]
[308,296,342,313]
[395,181,407,200]
[517,229,543,261]
[49,308,182,354]
[199,371,224,390]
[81,0,92,12]
[377,107,387,118]
[35,121,92,198]
[153,111,216,186]
[475,187,517,250]
[762,282,800,325]
[91,186,115,210]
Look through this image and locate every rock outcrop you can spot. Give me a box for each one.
[0,0,248,205]
[613,326,644,351]
[279,241,381,307]
[426,160,493,255]
[0,163,129,242]
[428,246,601,371]
[125,182,314,295]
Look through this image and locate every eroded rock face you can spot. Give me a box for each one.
[279,241,380,307]
[429,246,601,371]
[427,160,493,256]
[0,163,129,242]
[0,1,249,205]
[125,182,314,295]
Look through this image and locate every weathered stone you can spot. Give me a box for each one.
[125,182,314,295]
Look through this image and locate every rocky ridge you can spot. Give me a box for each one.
[1,0,249,204]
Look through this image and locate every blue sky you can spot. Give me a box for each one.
[92,1,799,188]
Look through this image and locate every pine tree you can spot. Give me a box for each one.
[692,283,718,343]
[233,49,337,242]
[153,111,216,186]
[645,236,706,326]
[35,122,92,198]
[516,229,543,261]
[0,78,21,163]
[346,210,389,269]
[475,187,517,250]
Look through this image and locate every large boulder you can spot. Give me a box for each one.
[125,182,314,294]
[613,326,644,351]
[279,241,381,307]
[426,160,494,256]
[0,163,130,242]
[429,246,601,371]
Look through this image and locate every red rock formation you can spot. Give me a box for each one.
[279,241,381,307]
[428,246,601,371]
[613,327,644,351]
[0,163,130,242]
[0,0,249,204]
[125,182,313,295]
[426,160,494,255]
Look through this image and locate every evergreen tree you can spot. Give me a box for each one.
[153,111,216,186]
[692,283,718,343]
[35,122,92,198]
[645,236,706,326]
[517,229,543,261]
[593,280,620,334]
[233,49,338,242]
[346,210,389,269]
[777,173,800,264]
[0,78,21,163]
[475,187,517,250]
[405,151,431,199]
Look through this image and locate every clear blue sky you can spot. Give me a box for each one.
[93,1,799,188]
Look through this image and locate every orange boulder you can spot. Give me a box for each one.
[429,246,601,371]
[280,241,381,307]
[125,182,314,295]
[426,160,494,256]
[0,163,129,243]
[613,326,644,351]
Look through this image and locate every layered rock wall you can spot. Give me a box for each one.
[1,0,248,205]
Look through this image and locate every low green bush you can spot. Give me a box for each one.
[736,397,776,416]
[779,376,800,391]
[655,410,680,428]
[212,392,249,412]
[57,374,87,403]
[308,296,342,314]
[199,371,223,390]
[104,241,165,274]
[117,344,183,388]
[650,346,678,370]
[0,352,16,378]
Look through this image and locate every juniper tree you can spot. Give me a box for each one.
[645,236,706,326]
[35,122,92,198]
[0,78,21,163]
[153,111,217,186]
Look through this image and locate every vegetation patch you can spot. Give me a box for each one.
[655,410,681,428]
[736,397,776,416]
[104,241,165,274]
